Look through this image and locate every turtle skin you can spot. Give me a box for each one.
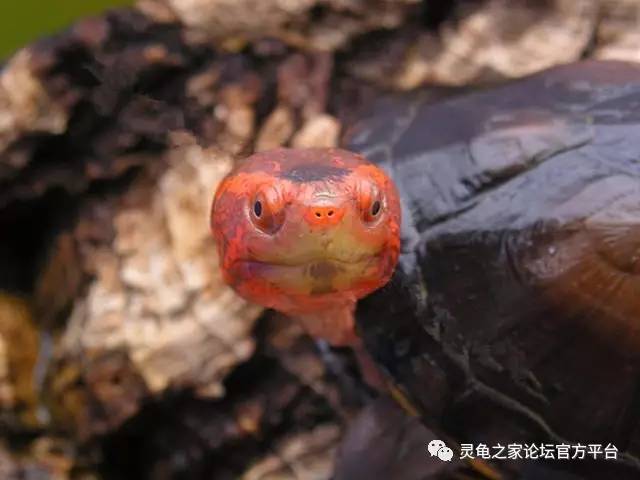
[345,60,640,478]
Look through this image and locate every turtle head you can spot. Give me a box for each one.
[210,148,401,316]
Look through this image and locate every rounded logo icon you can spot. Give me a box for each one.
[437,446,454,462]
[427,439,446,457]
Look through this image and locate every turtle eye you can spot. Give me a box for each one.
[360,184,384,225]
[250,189,284,234]
[253,200,263,217]
[371,200,381,217]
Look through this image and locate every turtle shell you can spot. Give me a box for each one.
[346,61,640,477]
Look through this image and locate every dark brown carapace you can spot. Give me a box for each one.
[210,148,401,345]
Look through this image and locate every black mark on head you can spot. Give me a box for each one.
[282,164,350,183]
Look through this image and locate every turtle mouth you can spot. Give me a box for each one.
[237,255,377,268]
[232,255,382,296]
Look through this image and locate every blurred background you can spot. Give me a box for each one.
[0,0,639,479]
[0,2,133,58]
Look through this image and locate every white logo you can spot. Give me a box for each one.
[427,441,620,462]
[437,446,454,462]
[427,439,452,461]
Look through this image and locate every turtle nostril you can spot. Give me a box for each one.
[307,205,344,225]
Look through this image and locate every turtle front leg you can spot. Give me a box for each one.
[352,341,389,392]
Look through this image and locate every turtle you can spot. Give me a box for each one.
[211,60,640,478]
[347,59,640,478]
